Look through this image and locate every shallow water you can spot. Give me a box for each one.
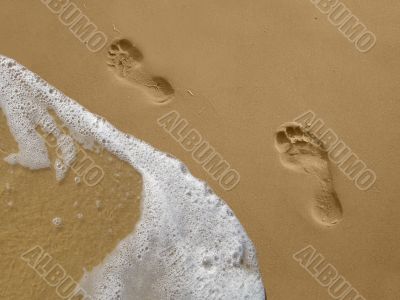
[0,55,265,299]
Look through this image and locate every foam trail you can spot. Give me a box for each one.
[0,55,265,300]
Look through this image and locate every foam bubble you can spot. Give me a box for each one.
[52,217,63,227]
[0,55,265,299]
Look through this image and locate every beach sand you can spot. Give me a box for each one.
[0,0,399,299]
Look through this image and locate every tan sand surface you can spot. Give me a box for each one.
[0,0,399,299]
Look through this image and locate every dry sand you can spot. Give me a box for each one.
[0,0,399,299]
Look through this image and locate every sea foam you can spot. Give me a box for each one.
[0,55,265,300]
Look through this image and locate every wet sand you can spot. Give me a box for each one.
[1,0,400,299]
[0,113,142,299]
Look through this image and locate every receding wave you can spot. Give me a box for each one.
[0,55,265,300]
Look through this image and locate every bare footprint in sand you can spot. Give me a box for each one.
[107,39,174,103]
[274,122,343,227]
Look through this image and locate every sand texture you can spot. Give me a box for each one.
[0,0,399,299]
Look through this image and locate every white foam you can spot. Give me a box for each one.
[0,55,265,300]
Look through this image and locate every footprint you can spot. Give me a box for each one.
[107,39,174,103]
[274,122,343,227]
